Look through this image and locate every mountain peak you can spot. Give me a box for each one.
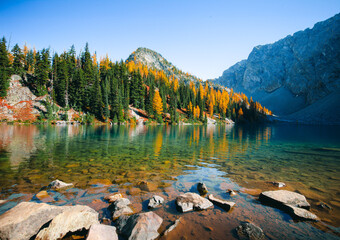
[126,47,202,84]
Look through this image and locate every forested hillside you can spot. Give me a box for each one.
[0,37,271,124]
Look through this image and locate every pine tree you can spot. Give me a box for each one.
[12,44,24,74]
[0,37,11,97]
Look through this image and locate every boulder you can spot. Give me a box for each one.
[36,205,99,240]
[175,192,213,212]
[259,190,310,209]
[0,200,7,205]
[208,194,235,211]
[235,222,265,240]
[271,182,286,188]
[0,202,68,240]
[48,179,73,190]
[116,212,163,240]
[197,182,208,195]
[112,198,133,219]
[87,224,118,240]
[104,193,123,203]
[285,205,319,221]
[148,195,164,209]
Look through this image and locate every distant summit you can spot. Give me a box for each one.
[211,13,340,124]
[127,47,202,84]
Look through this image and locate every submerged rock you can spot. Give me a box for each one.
[208,194,235,211]
[259,190,310,209]
[48,179,73,190]
[197,182,208,195]
[285,205,319,221]
[116,212,163,240]
[104,193,123,203]
[148,195,164,209]
[36,190,50,200]
[317,202,332,210]
[163,217,181,236]
[176,192,213,212]
[87,223,118,240]
[0,202,68,240]
[36,205,99,240]
[112,198,133,219]
[227,189,237,196]
[236,222,265,240]
[138,181,158,192]
[271,182,286,188]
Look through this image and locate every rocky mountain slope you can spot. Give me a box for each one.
[0,75,47,122]
[212,13,340,124]
[127,47,202,84]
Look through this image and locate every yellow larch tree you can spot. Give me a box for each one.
[153,90,163,116]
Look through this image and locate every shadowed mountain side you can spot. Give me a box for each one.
[212,13,340,124]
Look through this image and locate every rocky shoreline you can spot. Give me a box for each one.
[0,179,322,240]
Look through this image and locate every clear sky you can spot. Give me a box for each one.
[0,0,339,80]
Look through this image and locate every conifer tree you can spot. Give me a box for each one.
[12,44,24,74]
[153,90,163,118]
[0,37,10,97]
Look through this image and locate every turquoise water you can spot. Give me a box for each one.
[0,124,339,239]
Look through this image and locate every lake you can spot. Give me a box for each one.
[0,123,339,239]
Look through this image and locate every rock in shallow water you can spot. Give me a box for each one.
[148,195,164,209]
[285,205,319,221]
[176,192,213,212]
[104,193,123,203]
[197,182,208,195]
[86,223,118,240]
[0,202,69,240]
[271,181,286,188]
[112,198,133,219]
[36,205,99,240]
[48,179,73,190]
[236,222,265,240]
[116,212,163,240]
[259,190,310,209]
[208,194,235,211]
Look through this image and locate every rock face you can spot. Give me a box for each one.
[236,222,265,240]
[0,75,47,122]
[112,198,133,219]
[148,195,164,209]
[212,13,340,124]
[259,190,310,209]
[0,202,68,240]
[48,179,73,190]
[197,182,208,195]
[127,48,202,84]
[176,192,213,212]
[208,194,235,211]
[36,205,99,240]
[87,224,118,240]
[116,212,163,240]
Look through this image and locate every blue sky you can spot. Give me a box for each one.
[0,0,339,80]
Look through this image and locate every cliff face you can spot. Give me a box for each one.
[213,13,340,123]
